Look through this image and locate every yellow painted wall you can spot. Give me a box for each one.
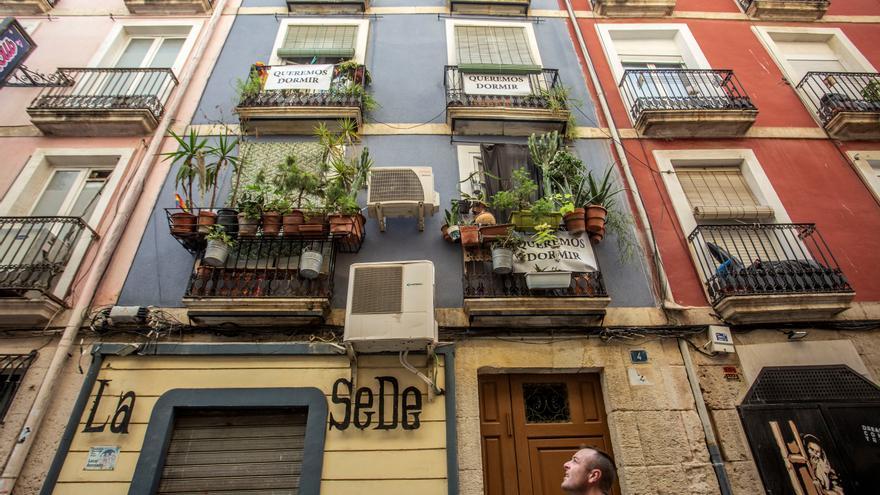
[52,354,447,495]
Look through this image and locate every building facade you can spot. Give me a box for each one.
[0,0,877,494]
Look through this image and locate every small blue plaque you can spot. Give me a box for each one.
[630,350,648,364]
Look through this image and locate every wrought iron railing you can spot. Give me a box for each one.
[737,0,827,10]
[28,67,178,120]
[0,216,96,295]
[619,69,756,121]
[688,224,852,304]
[463,257,606,299]
[796,71,880,126]
[186,237,336,299]
[238,64,367,109]
[445,66,565,110]
[0,352,36,421]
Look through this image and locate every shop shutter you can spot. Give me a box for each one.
[455,25,541,74]
[157,409,307,494]
[277,25,357,60]
[677,166,774,221]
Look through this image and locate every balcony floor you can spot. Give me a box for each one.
[464,296,610,327]
[447,107,570,137]
[634,108,758,138]
[825,111,880,141]
[237,105,362,135]
[713,292,854,324]
[183,297,330,327]
[27,107,160,137]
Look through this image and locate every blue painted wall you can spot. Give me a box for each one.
[119,7,657,309]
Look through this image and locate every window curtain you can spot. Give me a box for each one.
[479,143,542,220]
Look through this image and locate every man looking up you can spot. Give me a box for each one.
[561,447,616,495]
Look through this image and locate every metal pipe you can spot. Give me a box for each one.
[0,1,230,492]
[679,339,733,495]
[562,0,681,308]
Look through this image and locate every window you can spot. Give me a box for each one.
[0,353,36,422]
[269,19,370,66]
[596,24,711,84]
[446,19,542,71]
[455,143,543,216]
[89,22,200,73]
[846,151,880,204]
[31,169,111,219]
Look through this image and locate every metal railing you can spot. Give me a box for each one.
[0,352,36,421]
[445,66,565,110]
[688,223,852,304]
[238,64,367,109]
[463,258,606,299]
[619,69,756,121]
[737,0,826,10]
[0,216,96,295]
[796,71,880,126]
[186,238,336,299]
[28,67,178,120]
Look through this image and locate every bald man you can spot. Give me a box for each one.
[561,447,616,495]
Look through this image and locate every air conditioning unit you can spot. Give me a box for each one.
[344,261,437,353]
[367,167,439,232]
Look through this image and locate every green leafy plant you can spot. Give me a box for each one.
[490,168,537,212]
[555,193,576,216]
[236,189,262,220]
[162,129,210,210]
[549,149,583,188]
[207,129,240,209]
[585,166,624,208]
[528,131,561,197]
[531,223,558,245]
[529,196,557,219]
[862,80,880,102]
[205,225,234,246]
[276,155,321,209]
[335,60,372,86]
[235,66,264,102]
[493,229,524,252]
[443,202,461,227]
[264,197,292,215]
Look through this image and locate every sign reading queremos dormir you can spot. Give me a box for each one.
[41,344,454,495]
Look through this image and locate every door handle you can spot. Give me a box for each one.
[505,413,513,437]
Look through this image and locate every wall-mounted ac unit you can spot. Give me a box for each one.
[367,167,439,232]
[344,261,437,353]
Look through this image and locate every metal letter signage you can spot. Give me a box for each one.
[82,379,136,434]
[0,18,36,86]
[513,231,598,274]
[263,64,333,91]
[462,73,532,96]
[329,377,423,430]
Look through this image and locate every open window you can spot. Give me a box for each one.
[455,143,543,219]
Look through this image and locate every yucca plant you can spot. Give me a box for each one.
[162,129,210,210]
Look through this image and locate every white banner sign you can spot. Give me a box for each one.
[264,64,333,91]
[513,231,598,274]
[462,73,532,96]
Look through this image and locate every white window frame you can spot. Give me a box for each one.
[0,148,134,301]
[846,151,880,205]
[269,18,371,66]
[445,19,543,67]
[87,20,204,74]
[456,145,484,199]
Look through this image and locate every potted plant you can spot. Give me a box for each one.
[299,244,324,280]
[162,129,209,235]
[460,218,481,247]
[262,197,288,236]
[275,155,321,237]
[203,225,234,267]
[209,129,240,236]
[584,166,624,243]
[325,147,371,242]
[441,204,461,243]
[490,229,524,275]
[525,224,571,289]
[236,189,262,237]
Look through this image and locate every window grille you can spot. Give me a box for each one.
[0,352,37,422]
[278,25,357,60]
[455,26,538,71]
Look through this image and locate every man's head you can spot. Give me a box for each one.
[561,447,616,494]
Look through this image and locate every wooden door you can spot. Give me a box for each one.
[479,374,616,495]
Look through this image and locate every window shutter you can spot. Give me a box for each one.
[277,25,357,60]
[455,25,540,73]
[677,166,774,220]
[158,410,307,494]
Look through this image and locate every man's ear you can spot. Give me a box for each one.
[587,468,602,484]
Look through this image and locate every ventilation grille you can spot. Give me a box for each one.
[351,266,403,314]
[743,365,880,405]
[369,169,425,203]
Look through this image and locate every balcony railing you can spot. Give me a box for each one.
[0,216,96,296]
[796,71,880,126]
[620,69,756,121]
[28,67,177,120]
[688,223,852,304]
[186,237,335,299]
[238,64,366,110]
[445,66,564,110]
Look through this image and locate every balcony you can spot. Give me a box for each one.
[0,217,96,327]
[0,0,55,14]
[797,72,880,141]
[689,224,853,324]
[236,64,366,136]
[287,0,366,14]
[591,0,676,17]
[449,0,530,16]
[445,66,571,137]
[620,69,757,138]
[738,0,828,21]
[462,245,609,327]
[183,237,337,327]
[124,0,212,14]
[27,68,178,137]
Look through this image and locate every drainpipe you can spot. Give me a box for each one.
[679,339,733,495]
[0,1,230,492]
[562,0,680,309]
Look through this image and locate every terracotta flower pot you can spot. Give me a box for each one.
[479,223,513,243]
[282,210,305,236]
[460,225,481,247]
[299,214,327,234]
[589,226,605,245]
[563,208,586,235]
[329,213,366,242]
[197,210,218,234]
[261,211,282,236]
[586,205,608,234]
[441,224,451,242]
[237,213,259,237]
[170,212,197,235]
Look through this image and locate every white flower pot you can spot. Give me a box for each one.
[299,250,324,279]
[525,271,572,290]
[448,225,461,242]
[491,247,514,275]
[203,240,230,267]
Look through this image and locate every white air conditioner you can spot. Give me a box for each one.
[344,260,437,353]
[367,167,440,232]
